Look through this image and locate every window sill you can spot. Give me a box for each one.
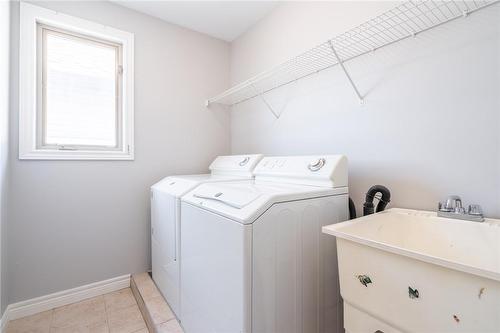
[19,149,134,161]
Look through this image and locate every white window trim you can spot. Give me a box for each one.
[19,2,134,160]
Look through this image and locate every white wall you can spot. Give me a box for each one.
[230,2,500,218]
[7,1,230,304]
[0,0,10,315]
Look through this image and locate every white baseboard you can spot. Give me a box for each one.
[2,274,130,329]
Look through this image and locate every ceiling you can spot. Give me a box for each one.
[111,1,278,42]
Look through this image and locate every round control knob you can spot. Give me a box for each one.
[308,158,326,172]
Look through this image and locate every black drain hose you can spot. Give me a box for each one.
[348,197,357,219]
[363,185,391,216]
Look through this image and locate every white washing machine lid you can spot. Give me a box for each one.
[151,174,259,198]
[151,154,263,197]
[192,182,261,209]
[183,181,348,224]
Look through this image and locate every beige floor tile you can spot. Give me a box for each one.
[6,288,151,333]
[131,329,148,333]
[104,288,136,312]
[145,296,174,325]
[132,273,150,284]
[52,296,107,329]
[6,310,53,333]
[107,304,146,333]
[156,320,183,333]
[50,321,109,333]
[133,275,161,301]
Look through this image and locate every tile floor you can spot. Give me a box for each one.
[130,273,182,332]
[5,287,181,333]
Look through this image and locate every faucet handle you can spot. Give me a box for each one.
[439,201,452,212]
[442,195,462,212]
[447,195,462,207]
[468,204,483,216]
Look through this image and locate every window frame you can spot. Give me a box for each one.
[20,2,134,160]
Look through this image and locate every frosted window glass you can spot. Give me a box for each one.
[44,30,119,147]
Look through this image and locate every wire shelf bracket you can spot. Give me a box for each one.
[328,40,364,104]
[251,84,280,118]
[206,0,500,113]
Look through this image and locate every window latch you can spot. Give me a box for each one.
[58,145,77,151]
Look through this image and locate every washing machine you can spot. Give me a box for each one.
[180,155,349,333]
[150,154,263,318]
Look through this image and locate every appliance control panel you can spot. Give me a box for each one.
[258,157,288,170]
[209,154,264,176]
[254,155,348,188]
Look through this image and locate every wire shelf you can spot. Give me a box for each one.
[207,0,499,108]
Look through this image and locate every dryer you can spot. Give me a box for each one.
[180,155,349,333]
[150,154,263,318]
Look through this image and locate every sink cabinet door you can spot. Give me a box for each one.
[337,239,500,332]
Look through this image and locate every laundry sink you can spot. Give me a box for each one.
[322,208,500,333]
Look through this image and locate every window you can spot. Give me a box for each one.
[39,26,122,150]
[20,3,134,160]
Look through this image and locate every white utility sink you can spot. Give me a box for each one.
[322,208,500,333]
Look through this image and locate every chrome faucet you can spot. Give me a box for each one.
[438,195,484,222]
